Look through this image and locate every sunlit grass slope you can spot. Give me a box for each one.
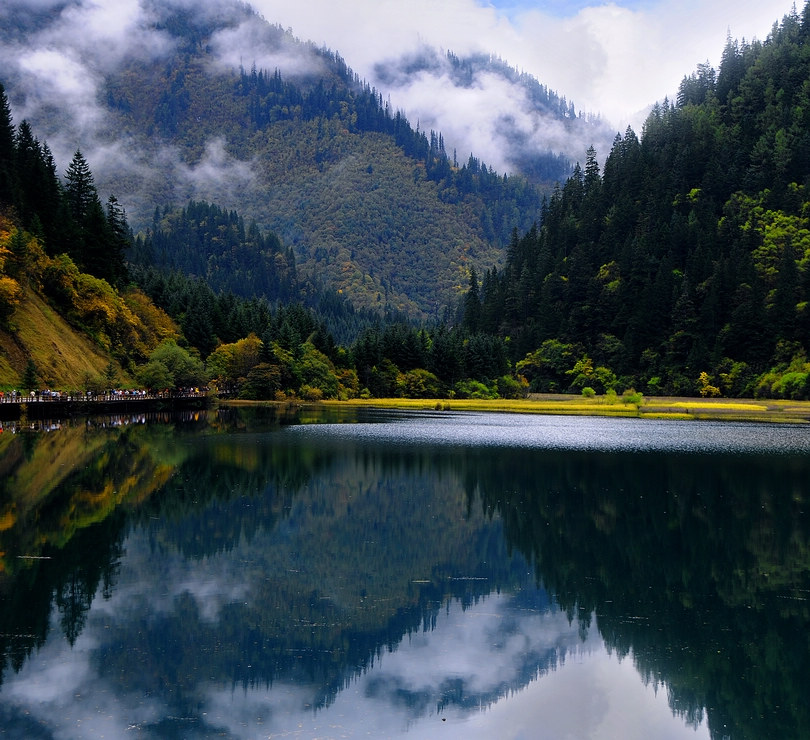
[0,286,116,389]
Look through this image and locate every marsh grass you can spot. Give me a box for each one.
[309,395,810,423]
[670,401,768,411]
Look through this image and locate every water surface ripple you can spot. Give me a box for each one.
[288,410,810,454]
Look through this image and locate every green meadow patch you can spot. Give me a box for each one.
[308,395,810,423]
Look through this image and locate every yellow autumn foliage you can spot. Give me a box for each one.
[0,212,180,383]
[0,219,23,320]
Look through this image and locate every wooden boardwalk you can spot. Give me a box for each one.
[0,391,209,421]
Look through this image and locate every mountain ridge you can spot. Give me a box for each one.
[0,0,603,318]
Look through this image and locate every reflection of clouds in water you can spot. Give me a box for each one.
[0,588,709,740]
[2,620,163,738]
[199,593,588,737]
[454,649,704,740]
[90,529,250,623]
[202,596,709,739]
[360,595,589,712]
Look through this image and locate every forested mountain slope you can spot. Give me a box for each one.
[461,6,810,398]
[1,1,592,319]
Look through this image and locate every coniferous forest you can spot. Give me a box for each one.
[462,6,810,398]
[3,4,810,400]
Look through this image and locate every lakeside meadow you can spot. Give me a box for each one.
[219,393,810,424]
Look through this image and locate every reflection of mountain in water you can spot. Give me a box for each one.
[1,410,809,739]
[92,432,536,715]
[469,446,810,740]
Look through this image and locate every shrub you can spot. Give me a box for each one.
[300,384,324,401]
[771,371,809,400]
[401,368,441,398]
[454,379,497,399]
[622,388,643,406]
[497,374,528,399]
[697,371,721,398]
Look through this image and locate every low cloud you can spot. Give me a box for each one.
[175,138,258,210]
[0,0,797,223]
[208,14,326,78]
[249,0,797,131]
[0,0,175,161]
[373,50,613,171]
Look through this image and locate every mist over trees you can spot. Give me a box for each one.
[0,94,128,290]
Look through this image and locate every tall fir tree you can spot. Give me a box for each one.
[0,84,16,206]
[64,150,98,224]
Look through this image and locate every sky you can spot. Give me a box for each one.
[247,0,798,127]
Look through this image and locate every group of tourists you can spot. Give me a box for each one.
[0,388,207,402]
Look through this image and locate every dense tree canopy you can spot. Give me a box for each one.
[0,92,128,288]
[458,5,810,399]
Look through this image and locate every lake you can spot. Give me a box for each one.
[1,406,809,739]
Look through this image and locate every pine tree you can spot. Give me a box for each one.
[0,84,16,205]
[463,267,482,334]
[583,145,600,194]
[63,151,128,284]
[104,195,130,286]
[64,150,99,224]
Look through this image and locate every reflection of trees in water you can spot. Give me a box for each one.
[0,510,124,685]
[468,447,810,740]
[94,439,533,714]
[1,413,527,709]
[3,413,810,739]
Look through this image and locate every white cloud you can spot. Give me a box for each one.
[0,0,175,157]
[18,47,99,107]
[201,596,711,739]
[247,0,798,132]
[0,0,798,219]
[208,15,326,77]
[176,138,258,208]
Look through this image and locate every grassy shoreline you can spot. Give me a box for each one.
[221,394,810,423]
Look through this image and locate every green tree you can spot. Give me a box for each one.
[240,363,282,399]
[137,360,173,391]
[0,83,16,205]
[64,150,99,225]
[103,361,118,387]
[104,195,130,287]
[401,368,441,398]
[516,340,578,392]
[139,339,207,391]
[463,267,482,334]
[21,358,38,390]
[297,343,340,398]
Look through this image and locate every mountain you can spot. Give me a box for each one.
[0,0,605,319]
[457,5,810,398]
[372,46,609,182]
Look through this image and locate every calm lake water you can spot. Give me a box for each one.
[1,407,809,739]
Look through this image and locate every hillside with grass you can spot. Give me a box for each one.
[0,285,124,390]
[0,211,181,391]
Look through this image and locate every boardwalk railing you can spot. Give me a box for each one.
[0,390,209,420]
[0,390,207,403]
